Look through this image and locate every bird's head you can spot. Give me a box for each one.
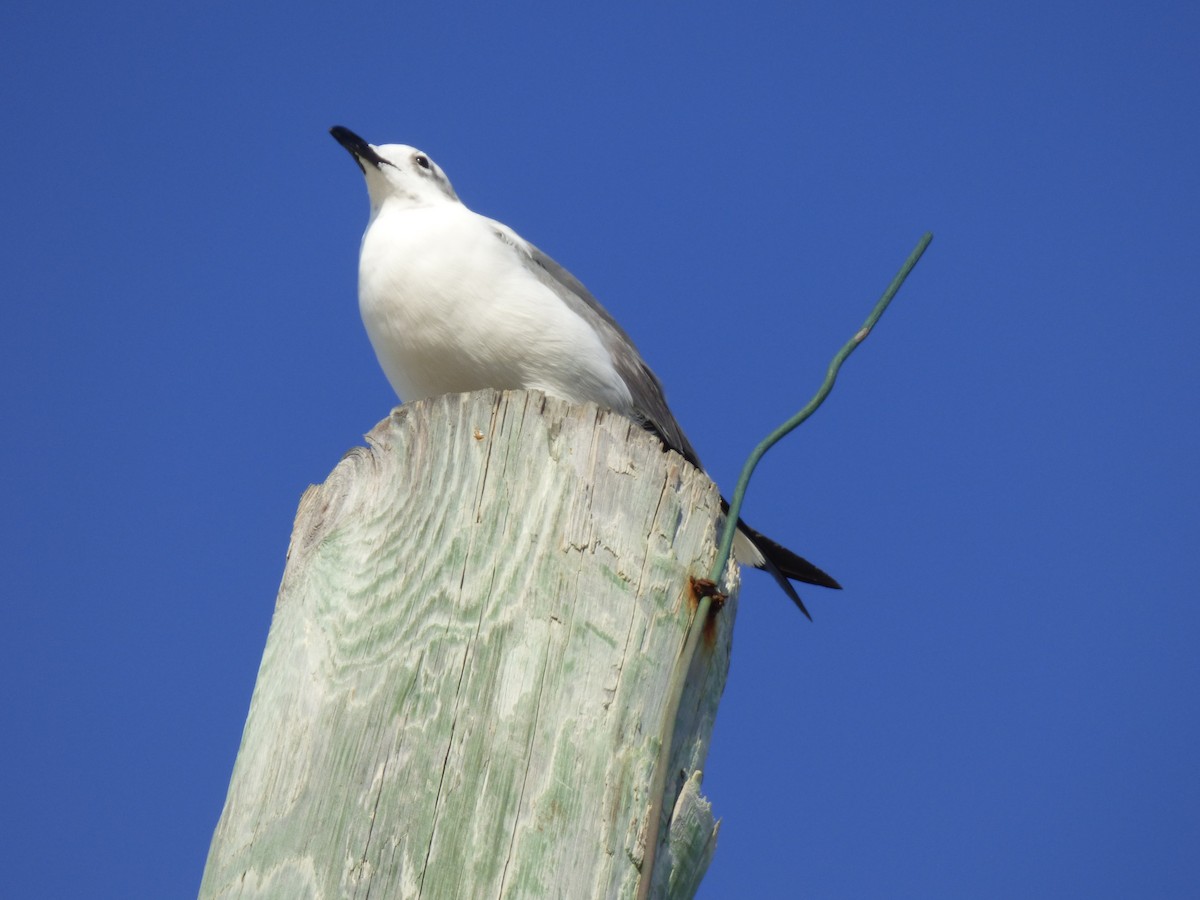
[330,126,459,213]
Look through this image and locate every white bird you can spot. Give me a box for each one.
[330,126,840,617]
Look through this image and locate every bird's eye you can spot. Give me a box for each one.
[414,154,431,170]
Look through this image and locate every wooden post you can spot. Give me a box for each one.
[200,390,737,899]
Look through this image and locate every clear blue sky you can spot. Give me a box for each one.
[3,2,1197,897]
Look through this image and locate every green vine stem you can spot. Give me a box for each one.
[636,231,934,900]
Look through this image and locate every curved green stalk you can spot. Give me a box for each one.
[636,231,933,900]
[713,230,933,572]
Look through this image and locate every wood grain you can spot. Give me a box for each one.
[200,390,738,899]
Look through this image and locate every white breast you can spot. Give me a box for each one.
[358,203,632,412]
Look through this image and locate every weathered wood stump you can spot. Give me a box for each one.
[200,390,736,899]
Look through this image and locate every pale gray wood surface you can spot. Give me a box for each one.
[200,390,737,899]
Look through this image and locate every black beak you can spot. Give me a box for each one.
[330,126,387,173]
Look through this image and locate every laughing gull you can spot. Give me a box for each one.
[330,126,840,617]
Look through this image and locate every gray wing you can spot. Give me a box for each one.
[495,226,704,469]
[490,225,843,613]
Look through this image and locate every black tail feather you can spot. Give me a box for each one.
[737,518,842,590]
[718,498,842,618]
[759,554,815,621]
